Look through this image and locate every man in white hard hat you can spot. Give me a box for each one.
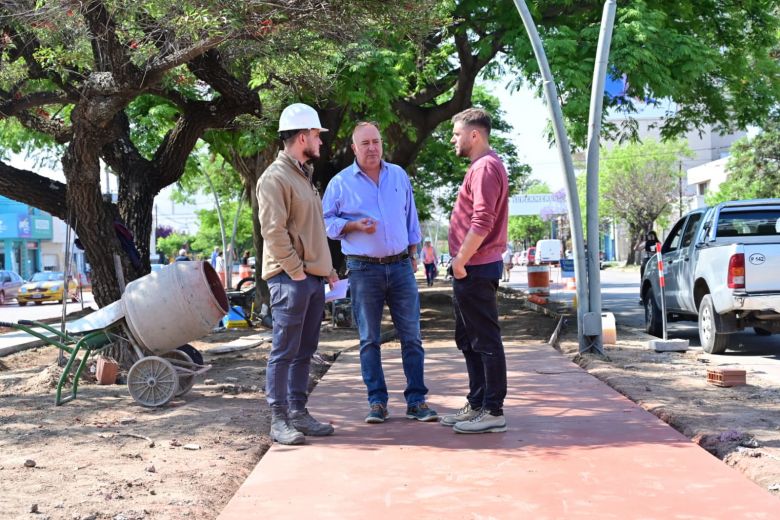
[256,103,339,445]
[322,121,437,424]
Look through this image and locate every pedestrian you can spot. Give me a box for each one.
[239,250,252,279]
[422,237,438,287]
[322,121,438,424]
[501,249,512,282]
[256,102,339,445]
[441,108,509,434]
[174,248,189,262]
[210,246,219,268]
[639,231,659,278]
[215,251,226,287]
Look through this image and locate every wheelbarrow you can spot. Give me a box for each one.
[1,261,228,407]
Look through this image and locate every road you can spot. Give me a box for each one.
[507,264,780,384]
[0,290,96,324]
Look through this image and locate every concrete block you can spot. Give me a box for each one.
[648,338,689,352]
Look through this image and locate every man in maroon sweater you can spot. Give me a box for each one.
[441,108,509,434]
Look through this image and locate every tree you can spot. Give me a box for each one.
[598,140,693,264]
[507,182,552,249]
[0,1,429,306]
[4,0,780,308]
[706,121,780,205]
[157,232,191,261]
[411,88,532,221]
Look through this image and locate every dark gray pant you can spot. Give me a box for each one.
[265,273,324,411]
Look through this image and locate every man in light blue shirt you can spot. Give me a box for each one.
[323,121,437,424]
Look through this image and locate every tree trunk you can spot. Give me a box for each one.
[626,223,645,265]
[226,146,277,314]
[63,117,125,307]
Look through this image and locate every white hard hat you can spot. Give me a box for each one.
[278,103,329,133]
[424,237,432,243]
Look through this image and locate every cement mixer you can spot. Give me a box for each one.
[0,261,229,407]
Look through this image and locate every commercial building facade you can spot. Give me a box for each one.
[0,196,53,279]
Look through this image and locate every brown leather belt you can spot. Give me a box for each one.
[346,252,409,265]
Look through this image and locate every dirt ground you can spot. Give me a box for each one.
[1,281,778,519]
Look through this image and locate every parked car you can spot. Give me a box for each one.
[0,270,24,305]
[527,246,536,265]
[17,271,79,306]
[641,199,780,353]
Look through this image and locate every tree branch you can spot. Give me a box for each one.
[0,160,68,219]
[0,91,75,118]
[15,110,72,144]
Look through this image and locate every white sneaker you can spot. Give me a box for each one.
[453,409,507,434]
[440,402,481,426]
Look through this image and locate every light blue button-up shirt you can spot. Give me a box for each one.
[322,160,422,258]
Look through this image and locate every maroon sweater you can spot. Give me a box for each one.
[449,150,509,266]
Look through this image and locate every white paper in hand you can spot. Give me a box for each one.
[324,278,349,302]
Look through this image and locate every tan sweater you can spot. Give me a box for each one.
[256,151,334,280]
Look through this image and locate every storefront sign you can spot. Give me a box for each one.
[509,191,568,217]
[0,213,53,239]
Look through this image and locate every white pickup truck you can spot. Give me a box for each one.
[641,199,780,353]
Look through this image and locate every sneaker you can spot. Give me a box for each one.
[365,403,389,424]
[453,409,507,434]
[405,402,438,422]
[290,408,335,436]
[440,402,481,426]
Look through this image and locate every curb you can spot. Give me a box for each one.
[0,336,47,358]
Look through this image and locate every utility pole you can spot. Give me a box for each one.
[678,161,684,218]
[584,0,617,355]
[514,0,617,353]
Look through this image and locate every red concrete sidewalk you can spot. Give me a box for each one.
[218,344,778,519]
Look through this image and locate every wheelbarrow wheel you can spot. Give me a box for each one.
[162,350,196,397]
[176,344,204,366]
[127,356,179,407]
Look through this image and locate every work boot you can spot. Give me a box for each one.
[270,407,305,445]
[290,408,335,436]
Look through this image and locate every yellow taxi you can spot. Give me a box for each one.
[17,271,79,306]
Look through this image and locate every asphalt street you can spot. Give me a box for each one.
[507,264,780,384]
[0,290,96,324]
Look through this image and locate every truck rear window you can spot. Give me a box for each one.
[717,210,780,237]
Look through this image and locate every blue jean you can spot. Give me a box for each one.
[347,258,428,406]
[424,262,436,285]
[451,264,507,413]
[265,272,325,412]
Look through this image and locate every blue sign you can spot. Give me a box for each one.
[560,258,575,278]
[0,213,52,239]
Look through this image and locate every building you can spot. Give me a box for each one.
[0,196,53,278]
[604,110,746,262]
[686,157,730,209]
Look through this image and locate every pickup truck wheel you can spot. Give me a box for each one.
[753,327,772,336]
[644,289,663,337]
[698,294,729,354]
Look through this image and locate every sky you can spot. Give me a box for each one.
[485,80,564,190]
